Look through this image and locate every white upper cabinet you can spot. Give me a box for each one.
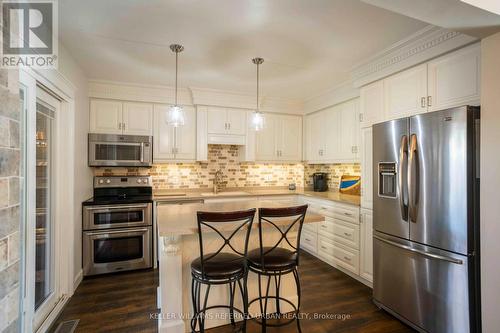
[207,107,227,134]
[226,109,246,135]
[360,209,373,283]
[153,104,175,161]
[89,99,123,134]
[338,99,360,161]
[305,111,325,161]
[427,43,481,112]
[360,43,481,125]
[360,127,373,210]
[305,99,359,163]
[255,114,278,161]
[207,107,246,135]
[90,99,153,135]
[255,114,302,162]
[153,105,196,161]
[360,81,384,128]
[277,115,302,161]
[122,102,154,135]
[174,107,197,160]
[384,64,428,120]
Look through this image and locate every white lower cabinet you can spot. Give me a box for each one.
[360,209,373,282]
[299,196,370,285]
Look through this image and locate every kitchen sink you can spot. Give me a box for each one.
[200,191,250,196]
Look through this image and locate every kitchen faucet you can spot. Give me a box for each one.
[213,169,223,194]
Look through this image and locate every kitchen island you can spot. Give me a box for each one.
[156,198,325,333]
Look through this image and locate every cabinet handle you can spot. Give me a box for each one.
[305,238,311,242]
[321,225,327,229]
[122,122,125,130]
[224,123,227,130]
[427,96,432,107]
[359,114,364,122]
[344,232,352,237]
[228,123,231,130]
[344,212,353,217]
[321,246,327,250]
[118,123,122,130]
[421,97,426,108]
[343,256,351,262]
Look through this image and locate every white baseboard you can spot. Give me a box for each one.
[73,269,83,293]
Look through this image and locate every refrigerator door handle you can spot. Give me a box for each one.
[408,134,419,223]
[373,235,463,265]
[399,135,409,221]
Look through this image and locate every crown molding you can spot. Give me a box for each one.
[88,80,194,105]
[351,25,478,87]
[88,81,304,114]
[303,80,360,114]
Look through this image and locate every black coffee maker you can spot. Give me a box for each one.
[312,172,328,192]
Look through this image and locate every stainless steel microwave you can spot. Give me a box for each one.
[88,133,153,167]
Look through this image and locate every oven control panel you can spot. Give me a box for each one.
[94,176,152,188]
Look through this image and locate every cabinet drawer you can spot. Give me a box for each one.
[300,230,317,254]
[318,237,359,274]
[303,221,319,233]
[330,219,359,249]
[332,206,359,224]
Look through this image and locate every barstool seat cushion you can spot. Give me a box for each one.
[191,252,245,279]
[247,247,297,271]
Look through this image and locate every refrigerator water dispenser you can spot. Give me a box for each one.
[378,162,397,198]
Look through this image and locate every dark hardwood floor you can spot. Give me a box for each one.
[52,253,414,333]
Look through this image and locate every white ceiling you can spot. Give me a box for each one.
[59,0,427,100]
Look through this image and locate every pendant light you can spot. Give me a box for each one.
[251,57,265,131]
[166,44,185,127]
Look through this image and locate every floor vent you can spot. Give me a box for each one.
[53,319,79,333]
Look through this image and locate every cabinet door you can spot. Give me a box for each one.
[89,99,122,134]
[384,64,428,119]
[360,127,373,209]
[227,109,246,135]
[338,99,360,161]
[360,81,384,128]
[323,107,339,161]
[278,115,302,161]
[255,113,278,161]
[360,209,373,282]
[306,111,324,161]
[175,106,196,160]
[122,102,153,135]
[153,105,175,161]
[207,107,228,134]
[427,43,481,111]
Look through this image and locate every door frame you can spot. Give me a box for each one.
[20,68,76,333]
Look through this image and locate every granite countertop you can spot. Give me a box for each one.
[156,198,325,236]
[153,187,360,206]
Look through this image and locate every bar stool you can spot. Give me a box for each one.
[247,205,308,333]
[191,209,256,333]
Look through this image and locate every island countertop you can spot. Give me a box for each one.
[153,186,361,206]
[156,199,325,236]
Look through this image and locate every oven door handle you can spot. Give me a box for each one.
[85,227,150,237]
[84,204,150,211]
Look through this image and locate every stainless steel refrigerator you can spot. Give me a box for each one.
[372,106,481,333]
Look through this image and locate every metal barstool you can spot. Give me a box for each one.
[191,209,256,333]
[247,205,308,333]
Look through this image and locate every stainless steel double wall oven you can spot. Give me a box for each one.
[82,176,153,276]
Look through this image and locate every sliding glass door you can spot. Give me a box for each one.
[33,87,62,329]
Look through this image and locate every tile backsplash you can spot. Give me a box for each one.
[93,145,360,191]
[304,163,361,189]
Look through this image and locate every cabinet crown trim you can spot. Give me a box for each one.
[351,26,477,88]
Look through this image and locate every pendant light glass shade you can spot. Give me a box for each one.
[166,105,185,127]
[167,44,185,127]
[252,57,265,131]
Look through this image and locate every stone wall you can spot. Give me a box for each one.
[0,66,21,332]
